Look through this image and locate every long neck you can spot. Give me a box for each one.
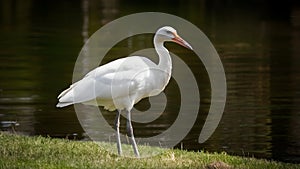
[154,35,172,75]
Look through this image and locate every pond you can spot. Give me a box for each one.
[0,0,300,163]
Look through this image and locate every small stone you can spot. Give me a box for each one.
[205,161,231,169]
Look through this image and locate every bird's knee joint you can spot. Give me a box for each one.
[127,126,134,137]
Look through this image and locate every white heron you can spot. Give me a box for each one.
[56,26,193,157]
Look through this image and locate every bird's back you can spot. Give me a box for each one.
[57,56,165,110]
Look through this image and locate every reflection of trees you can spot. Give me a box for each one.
[0,0,32,28]
[0,0,85,136]
[0,0,36,135]
[82,0,89,44]
[269,5,300,162]
[79,0,120,74]
[88,0,119,32]
[200,0,300,162]
[289,6,300,162]
[197,1,273,159]
[0,0,121,135]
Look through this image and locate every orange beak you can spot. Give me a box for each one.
[172,33,193,50]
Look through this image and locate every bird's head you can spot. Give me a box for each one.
[156,26,193,50]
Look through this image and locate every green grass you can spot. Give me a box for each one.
[0,132,299,169]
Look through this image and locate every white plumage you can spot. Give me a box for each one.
[57,26,193,157]
[57,56,167,110]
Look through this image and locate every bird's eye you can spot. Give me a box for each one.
[166,30,172,34]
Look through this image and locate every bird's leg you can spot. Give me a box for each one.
[126,110,140,157]
[114,110,122,156]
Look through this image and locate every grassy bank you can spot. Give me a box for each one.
[0,132,299,169]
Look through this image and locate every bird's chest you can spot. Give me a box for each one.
[133,69,170,98]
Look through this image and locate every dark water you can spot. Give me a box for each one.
[1,0,300,163]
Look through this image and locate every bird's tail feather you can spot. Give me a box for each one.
[56,102,73,108]
[57,85,75,107]
[57,84,74,99]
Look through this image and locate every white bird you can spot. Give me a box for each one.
[57,26,193,157]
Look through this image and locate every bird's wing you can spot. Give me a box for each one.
[57,56,156,107]
[84,56,156,78]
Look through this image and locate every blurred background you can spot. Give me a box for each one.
[0,0,300,163]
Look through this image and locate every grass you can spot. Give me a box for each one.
[0,132,299,169]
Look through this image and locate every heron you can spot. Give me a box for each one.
[56,26,193,157]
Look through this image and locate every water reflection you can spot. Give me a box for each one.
[0,0,300,163]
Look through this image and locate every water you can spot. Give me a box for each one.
[1,0,300,163]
